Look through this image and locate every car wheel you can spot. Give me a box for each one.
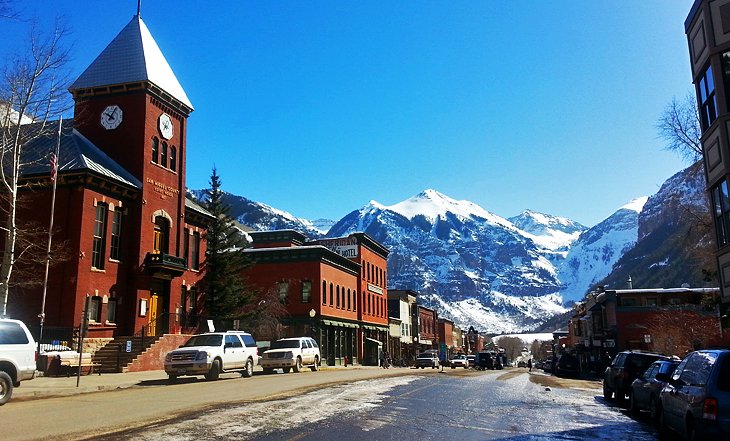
[205,359,221,381]
[615,388,626,405]
[167,374,178,384]
[658,404,671,440]
[420,366,424,369]
[283,367,291,373]
[649,396,659,423]
[310,356,319,372]
[685,416,697,441]
[602,383,613,400]
[0,371,13,405]
[293,357,302,373]
[242,358,253,378]
[451,365,456,369]
[628,391,639,415]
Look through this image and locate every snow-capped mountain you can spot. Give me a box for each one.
[189,190,329,238]
[556,197,647,303]
[327,189,571,332]
[508,210,586,252]
[193,161,712,333]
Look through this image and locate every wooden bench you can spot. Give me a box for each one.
[58,355,102,376]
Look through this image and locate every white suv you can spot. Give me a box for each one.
[261,337,320,373]
[0,319,37,405]
[164,331,258,382]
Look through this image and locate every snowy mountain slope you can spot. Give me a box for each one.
[508,210,586,252]
[598,161,713,290]
[327,190,571,332]
[556,197,647,303]
[189,190,327,239]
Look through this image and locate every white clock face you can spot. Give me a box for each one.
[159,113,173,140]
[100,105,122,130]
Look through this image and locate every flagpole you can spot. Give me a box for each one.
[38,117,62,353]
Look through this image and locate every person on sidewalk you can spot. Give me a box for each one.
[527,358,532,372]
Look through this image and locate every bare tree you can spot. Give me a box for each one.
[646,308,721,356]
[0,19,72,317]
[656,91,702,163]
[496,336,524,361]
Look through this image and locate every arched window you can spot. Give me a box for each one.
[92,203,108,269]
[347,289,351,310]
[336,285,340,308]
[170,146,177,171]
[153,216,170,253]
[151,137,159,163]
[329,283,334,306]
[161,142,168,168]
[322,281,327,305]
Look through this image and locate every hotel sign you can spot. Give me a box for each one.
[318,237,358,258]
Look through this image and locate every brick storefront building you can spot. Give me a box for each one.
[245,230,389,366]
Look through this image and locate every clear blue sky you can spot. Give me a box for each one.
[1,1,694,227]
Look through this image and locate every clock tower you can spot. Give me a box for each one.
[68,14,198,335]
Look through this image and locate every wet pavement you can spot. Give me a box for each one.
[94,369,659,441]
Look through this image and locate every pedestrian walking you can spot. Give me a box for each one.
[527,358,532,372]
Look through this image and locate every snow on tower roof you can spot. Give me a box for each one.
[69,15,193,110]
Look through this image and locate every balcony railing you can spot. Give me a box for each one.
[144,252,187,276]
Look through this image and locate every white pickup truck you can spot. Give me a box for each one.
[0,319,37,405]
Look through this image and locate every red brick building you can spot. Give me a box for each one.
[245,230,389,365]
[9,15,212,350]
[417,305,438,352]
[566,287,722,375]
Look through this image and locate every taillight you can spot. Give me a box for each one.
[35,350,38,362]
[703,398,718,421]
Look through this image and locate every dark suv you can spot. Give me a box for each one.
[603,350,668,404]
[657,349,730,440]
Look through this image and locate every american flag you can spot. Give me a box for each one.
[50,152,57,183]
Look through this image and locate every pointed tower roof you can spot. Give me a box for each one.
[70,15,193,110]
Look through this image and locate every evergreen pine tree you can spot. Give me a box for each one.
[201,167,254,325]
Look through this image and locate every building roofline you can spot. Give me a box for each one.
[685,0,704,33]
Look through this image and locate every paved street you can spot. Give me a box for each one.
[87,369,658,441]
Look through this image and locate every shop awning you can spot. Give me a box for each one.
[361,324,389,331]
[365,337,383,346]
[322,319,359,328]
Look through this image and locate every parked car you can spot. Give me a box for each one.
[260,337,320,373]
[603,350,668,404]
[0,319,37,405]
[164,331,258,382]
[657,349,730,440]
[517,360,527,368]
[555,353,581,378]
[466,354,476,368]
[415,351,440,369]
[449,354,469,369]
[628,359,680,420]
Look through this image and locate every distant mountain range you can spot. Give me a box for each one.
[190,160,712,333]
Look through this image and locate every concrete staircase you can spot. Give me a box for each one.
[92,335,162,373]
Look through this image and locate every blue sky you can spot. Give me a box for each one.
[2,1,694,227]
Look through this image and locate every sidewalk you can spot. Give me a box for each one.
[10,364,371,403]
[12,369,168,402]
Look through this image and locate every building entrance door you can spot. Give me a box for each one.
[148,280,170,336]
[148,294,159,335]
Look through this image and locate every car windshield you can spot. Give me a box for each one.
[184,334,222,347]
[271,340,301,349]
[417,352,434,358]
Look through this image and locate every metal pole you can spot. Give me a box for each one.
[38,117,62,355]
[77,295,90,387]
